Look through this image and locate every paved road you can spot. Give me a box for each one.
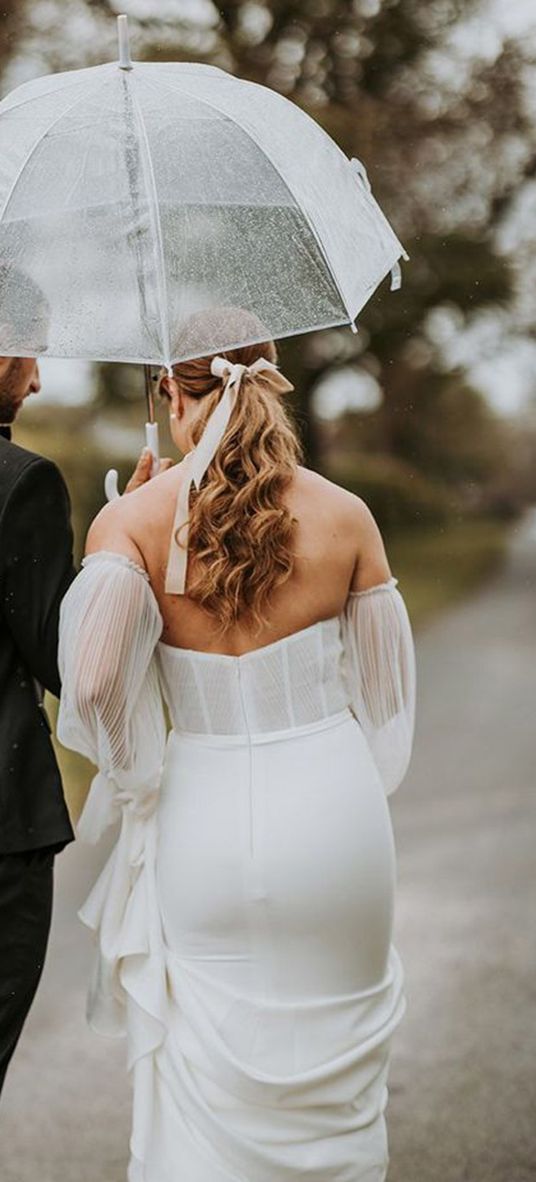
[1,510,535,1182]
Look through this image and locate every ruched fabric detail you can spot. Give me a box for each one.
[147,945,405,1182]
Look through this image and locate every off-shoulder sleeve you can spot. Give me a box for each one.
[57,550,166,840]
[340,575,417,796]
[57,551,169,1063]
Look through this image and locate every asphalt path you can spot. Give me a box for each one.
[1,509,535,1181]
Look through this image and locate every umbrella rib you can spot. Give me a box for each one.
[0,75,98,119]
[0,84,98,224]
[139,71,354,327]
[128,76,171,370]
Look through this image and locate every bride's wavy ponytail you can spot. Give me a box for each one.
[169,337,302,632]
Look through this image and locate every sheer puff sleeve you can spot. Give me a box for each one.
[57,551,168,1056]
[58,551,165,837]
[341,576,417,797]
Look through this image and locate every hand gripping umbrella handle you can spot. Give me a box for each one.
[104,422,161,501]
[104,363,161,500]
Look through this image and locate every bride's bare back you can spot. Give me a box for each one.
[86,461,392,655]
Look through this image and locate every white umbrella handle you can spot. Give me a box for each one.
[104,423,160,502]
[145,420,160,477]
[104,468,120,501]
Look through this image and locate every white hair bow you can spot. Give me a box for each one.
[164,354,281,595]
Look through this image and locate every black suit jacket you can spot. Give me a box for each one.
[0,429,76,852]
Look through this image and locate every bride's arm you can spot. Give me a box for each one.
[57,548,164,778]
[64,498,158,756]
[341,499,417,796]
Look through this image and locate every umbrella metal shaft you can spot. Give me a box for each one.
[144,363,156,424]
[144,365,161,477]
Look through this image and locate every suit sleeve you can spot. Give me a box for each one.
[0,457,76,697]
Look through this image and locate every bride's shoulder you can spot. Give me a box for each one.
[84,458,185,568]
[294,465,376,527]
[84,496,147,570]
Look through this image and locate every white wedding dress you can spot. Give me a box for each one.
[57,552,416,1182]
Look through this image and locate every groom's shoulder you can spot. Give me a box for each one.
[0,435,65,504]
[0,437,60,477]
[0,433,51,474]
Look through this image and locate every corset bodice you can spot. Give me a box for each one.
[156,616,350,736]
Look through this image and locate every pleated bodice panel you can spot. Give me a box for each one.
[157,616,350,736]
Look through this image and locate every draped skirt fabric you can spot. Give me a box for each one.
[143,709,406,1182]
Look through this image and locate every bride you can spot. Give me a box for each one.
[58,310,416,1182]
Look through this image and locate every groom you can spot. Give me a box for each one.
[0,267,157,1094]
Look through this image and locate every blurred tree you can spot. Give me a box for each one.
[210,0,527,477]
[0,1,23,74]
[0,0,533,506]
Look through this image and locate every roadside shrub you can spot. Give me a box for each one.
[328,453,455,535]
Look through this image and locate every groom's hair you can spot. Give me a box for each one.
[0,265,49,353]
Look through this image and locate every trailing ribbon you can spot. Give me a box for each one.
[164,355,293,595]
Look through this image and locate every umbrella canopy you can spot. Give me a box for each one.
[0,19,406,369]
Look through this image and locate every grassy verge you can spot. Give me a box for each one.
[386,515,512,629]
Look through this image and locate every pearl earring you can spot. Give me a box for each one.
[170,412,177,420]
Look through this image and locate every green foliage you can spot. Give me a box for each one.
[14,415,107,562]
[368,365,509,487]
[215,0,479,106]
[95,362,147,407]
[360,235,514,363]
[328,451,454,535]
[387,515,511,627]
[0,1,22,74]
[412,235,513,312]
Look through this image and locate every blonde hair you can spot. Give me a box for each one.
[168,331,302,633]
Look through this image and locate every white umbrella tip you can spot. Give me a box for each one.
[117,14,133,70]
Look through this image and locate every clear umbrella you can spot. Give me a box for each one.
[0,14,407,480]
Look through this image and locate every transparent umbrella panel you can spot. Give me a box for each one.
[0,61,406,366]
